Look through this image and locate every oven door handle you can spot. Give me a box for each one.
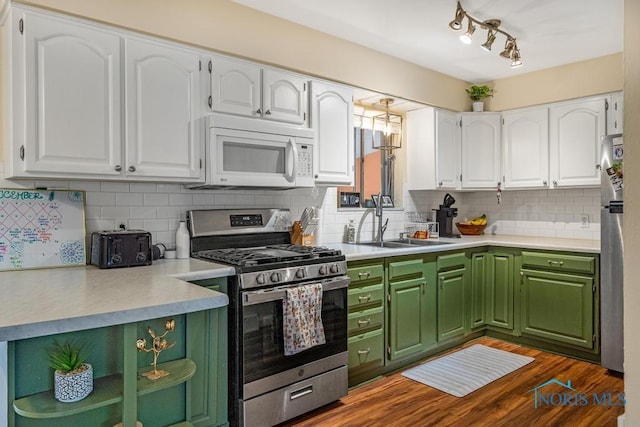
[242,276,350,306]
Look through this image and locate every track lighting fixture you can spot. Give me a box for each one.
[448,0,522,68]
[449,1,465,30]
[459,18,476,44]
[480,29,497,51]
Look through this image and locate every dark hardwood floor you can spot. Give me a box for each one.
[284,338,624,427]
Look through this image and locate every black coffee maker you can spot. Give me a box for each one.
[434,193,460,238]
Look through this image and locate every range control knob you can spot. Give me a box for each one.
[329,264,339,274]
[270,272,281,283]
[318,265,328,275]
[295,268,306,279]
[256,273,266,285]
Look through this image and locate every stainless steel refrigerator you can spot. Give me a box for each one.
[601,133,624,372]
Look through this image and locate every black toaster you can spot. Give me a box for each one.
[90,230,153,268]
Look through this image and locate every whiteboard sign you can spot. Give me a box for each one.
[0,189,86,270]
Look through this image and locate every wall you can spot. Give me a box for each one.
[488,53,623,111]
[624,0,640,424]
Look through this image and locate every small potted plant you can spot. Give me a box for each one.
[465,85,494,112]
[49,340,93,402]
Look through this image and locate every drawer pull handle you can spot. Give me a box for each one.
[357,319,371,327]
[548,260,565,267]
[357,348,371,355]
[358,271,372,278]
[358,294,371,303]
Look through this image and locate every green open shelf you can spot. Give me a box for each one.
[13,358,196,419]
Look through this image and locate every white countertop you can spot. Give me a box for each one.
[0,235,599,342]
[327,234,600,261]
[0,258,235,342]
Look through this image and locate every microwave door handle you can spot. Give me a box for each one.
[285,138,298,183]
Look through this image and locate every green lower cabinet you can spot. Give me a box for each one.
[386,257,437,361]
[485,252,515,330]
[388,277,430,360]
[470,253,487,328]
[8,306,226,427]
[520,269,594,349]
[437,267,468,341]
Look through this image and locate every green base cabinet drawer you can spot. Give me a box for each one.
[348,285,384,312]
[347,265,384,285]
[388,258,424,281]
[348,329,384,372]
[348,307,384,336]
[437,252,467,271]
[521,251,596,275]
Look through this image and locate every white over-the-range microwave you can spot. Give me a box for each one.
[189,114,315,189]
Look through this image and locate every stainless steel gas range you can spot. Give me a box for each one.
[188,209,349,427]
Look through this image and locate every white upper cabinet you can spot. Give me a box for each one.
[502,107,549,189]
[5,8,207,182]
[16,10,122,177]
[549,97,605,188]
[262,69,307,125]
[406,108,460,191]
[124,36,204,180]
[310,80,354,185]
[406,107,436,190]
[209,57,261,117]
[460,113,501,189]
[606,91,623,135]
[210,55,308,126]
[436,109,461,189]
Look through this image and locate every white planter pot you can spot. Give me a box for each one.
[54,363,93,402]
[472,101,485,112]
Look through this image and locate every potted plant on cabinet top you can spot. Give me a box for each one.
[49,340,93,402]
[465,85,494,112]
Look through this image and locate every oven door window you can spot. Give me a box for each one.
[242,287,347,384]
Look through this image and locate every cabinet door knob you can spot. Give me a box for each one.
[256,108,262,115]
[114,165,122,172]
[439,181,443,187]
[543,180,547,186]
[128,166,136,173]
[552,180,558,186]
[596,164,601,170]
[520,271,524,277]
[265,110,272,115]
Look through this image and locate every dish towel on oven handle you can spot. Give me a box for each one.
[283,283,326,356]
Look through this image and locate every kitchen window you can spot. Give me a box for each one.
[338,114,399,209]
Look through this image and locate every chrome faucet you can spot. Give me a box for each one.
[375,192,389,246]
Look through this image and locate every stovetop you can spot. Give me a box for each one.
[193,244,344,270]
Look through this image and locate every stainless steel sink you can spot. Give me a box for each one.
[355,241,415,248]
[356,239,454,248]
[392,238,454,246]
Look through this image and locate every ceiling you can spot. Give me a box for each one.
[232,0,623,84]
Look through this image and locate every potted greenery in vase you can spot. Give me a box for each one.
[465,85,494,112]
[49,340,93,402]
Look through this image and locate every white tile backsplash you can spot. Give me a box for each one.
[0,169,602,248]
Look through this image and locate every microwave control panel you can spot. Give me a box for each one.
[298,144,313,177]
